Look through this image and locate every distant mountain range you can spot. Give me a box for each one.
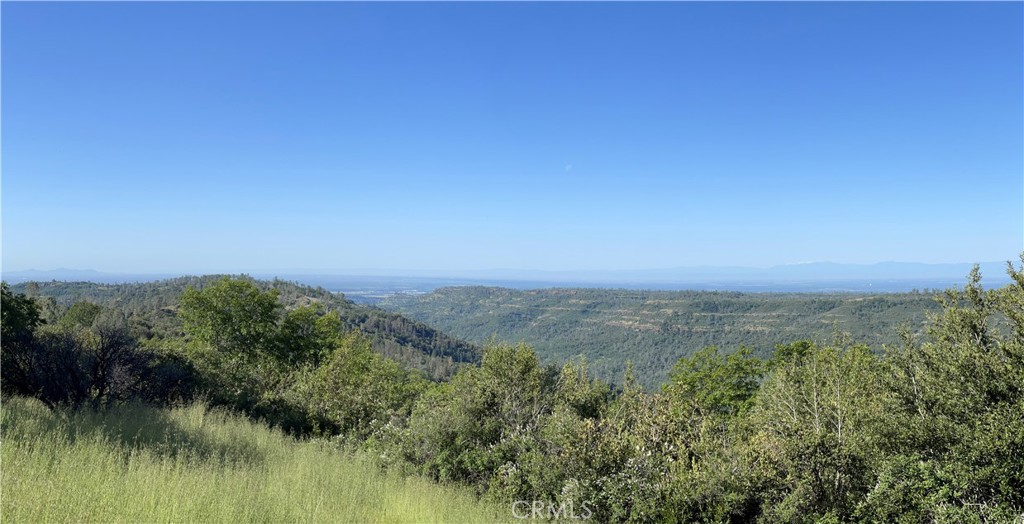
[1,268,181,283]
[2,260,1014,292]
[391,261,1015,284]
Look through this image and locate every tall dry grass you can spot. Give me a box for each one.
[1,396,510,523]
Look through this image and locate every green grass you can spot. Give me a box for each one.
[1,396,510,523]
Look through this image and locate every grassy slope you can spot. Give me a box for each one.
[1,396,509,523]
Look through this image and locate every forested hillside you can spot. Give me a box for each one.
[11,276,479,380]
[4,263,1022,522]
[379,287,943,387]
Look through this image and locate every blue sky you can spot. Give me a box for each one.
[2,2,1021,273]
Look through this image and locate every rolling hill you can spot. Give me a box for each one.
[10,276,480,380]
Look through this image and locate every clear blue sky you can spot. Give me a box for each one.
[2,2,1021,273]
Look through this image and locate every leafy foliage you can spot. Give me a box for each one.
[302,331,428,439]
[175,277,429,435]
[1,282,44,396]
[180,278,283,360]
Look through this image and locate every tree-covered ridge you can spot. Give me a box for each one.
[12,275,480,380]
[379,286,943,387]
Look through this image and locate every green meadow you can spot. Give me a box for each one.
[1,396,510,523]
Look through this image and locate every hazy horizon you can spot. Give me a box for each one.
[4,259,1017,287]
[3,3,1021,273]
[4,258,1019,272]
